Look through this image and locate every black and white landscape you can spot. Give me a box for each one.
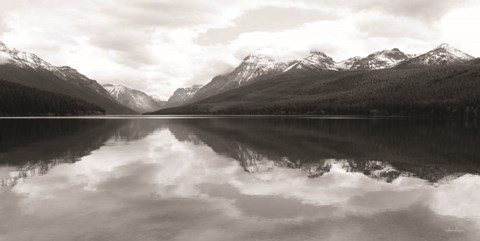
[1,1,480,241]
[151,43,480,115]
[1,40,479,116]
[0,42,136,115]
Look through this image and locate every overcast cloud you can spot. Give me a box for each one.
[0,0,479,99]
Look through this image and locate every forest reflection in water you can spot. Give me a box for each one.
[0,117,479,241]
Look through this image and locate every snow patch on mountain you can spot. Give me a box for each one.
[0,41,59,72]
[165,85,203,108]
[336,56,362,70]
[284,50,338,72]
[236,53,287,84]
[0,41,110,96]
[104,84,126,98]
[350,48,410,70]
[436,43,473,60]
[397,43,474,68]
[104,84,164,113]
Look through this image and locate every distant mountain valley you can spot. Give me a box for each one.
[103,84,166,113]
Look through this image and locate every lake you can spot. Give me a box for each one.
[0,117,479,241]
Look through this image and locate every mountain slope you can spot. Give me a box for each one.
[336,56,361,70]
[103,84,165,113]
[0,41,135,114]
[349,48,410,70]
[397,44,474,69]
[190,53,288,102]
[188,51,344,103]
[180,48,412,104]
[283,50,338,72]
[164,85,203,108]
[0,79,104,116]
[150,63,480,116]
[163,44,476,110]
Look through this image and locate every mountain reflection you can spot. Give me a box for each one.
[1,117,479,187]
[1,117,479,241]
[167,118,480,183]
[0,119,166,187]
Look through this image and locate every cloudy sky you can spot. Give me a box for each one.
[1,0,480,99]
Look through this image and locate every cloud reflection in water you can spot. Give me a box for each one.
[0,118,479,241]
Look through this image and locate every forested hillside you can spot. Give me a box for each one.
[0,79,105,116]
[150,63,480,117]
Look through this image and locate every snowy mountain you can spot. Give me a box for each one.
[397,43,474,68]
[56,66,114,97]
[190,53,288,102]
[336,56,362,70]
[349,48,410,70]
[0,41,135,114]
[184,48,412,104]
[233,53,288,85]
[103,84,165,113]
[0,41,61,73]
[168,44,476,106]
[283,50,338,72]
[165,85,203,108]
[0,42,106,90]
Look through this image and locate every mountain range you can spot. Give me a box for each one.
[152,43,479,116]
[0,41,137,115]
[166,118,480,183]
[1,40,479,117]
[396,43,474,68]
[5,117,478,187]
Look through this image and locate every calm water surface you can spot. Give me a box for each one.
[0,117,479,241]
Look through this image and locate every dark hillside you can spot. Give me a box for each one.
[150,64,480,117]
[0,79,105,116]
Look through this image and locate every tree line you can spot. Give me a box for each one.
[0,79,105,116]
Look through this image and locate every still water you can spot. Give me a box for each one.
[0,117,479,241]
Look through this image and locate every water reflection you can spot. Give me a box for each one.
[0,117,479,241]
[168,118,480,183]
[0,119,164,186]
[1,118,479,186]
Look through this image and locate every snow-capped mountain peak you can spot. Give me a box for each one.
[242,53,281,71]
[168,43,477,105]
[303,50,336,67]
[166,85,203,105]
[349,48,410,70]
[396,43,474,68]
[283,50,338,72]
[0,41,115,97]
[103,84,127,98]
[309,49,329,57]
[0,41,58,72]
[336,56,361,70]
[103,84,164,113]
[229,52,287,85]
[243,52,275,62]
[434,43,473,60]
[436,43,456,51]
